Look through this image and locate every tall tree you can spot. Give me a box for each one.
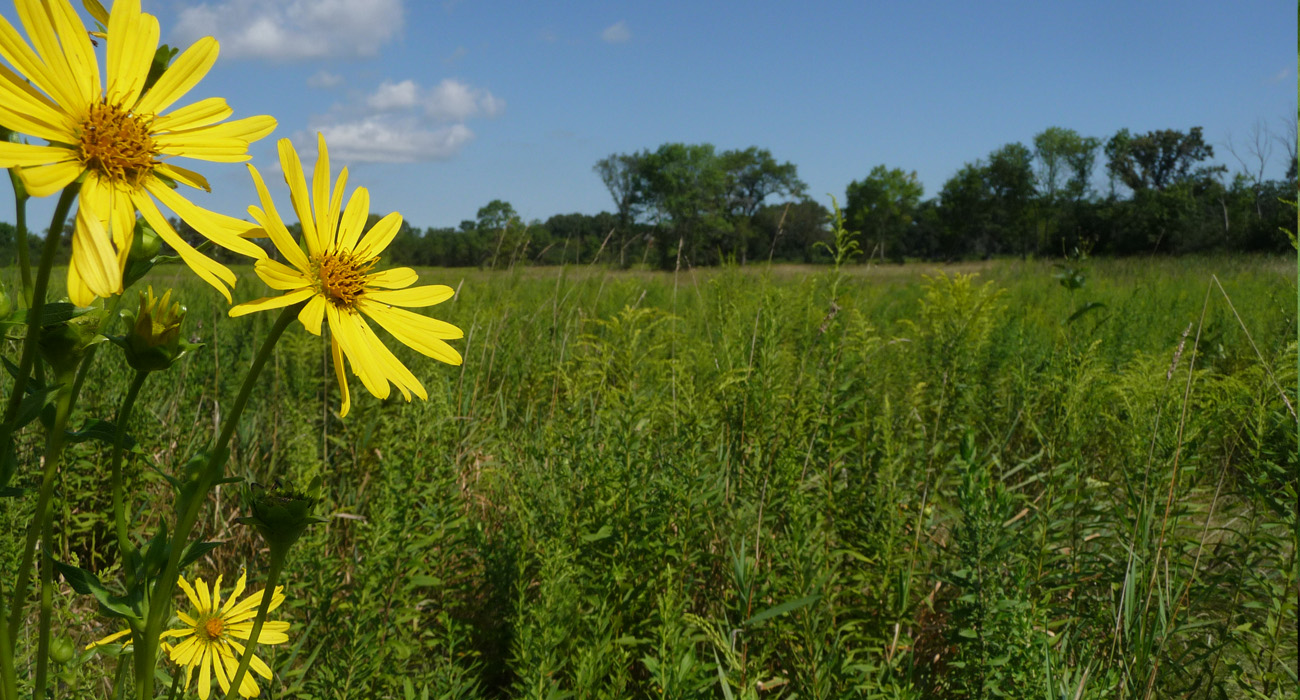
[844,165,923,262]
[985,142,1037,256]
[1104,127,1217,192]
[593,152,646,228]
[719,147,806,219]
[639,142,730,267]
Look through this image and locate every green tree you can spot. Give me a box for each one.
[639,143,730,268]
[844,165,923,262]
[1104,126,1218,192]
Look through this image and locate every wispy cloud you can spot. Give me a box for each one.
[600,20,631,44]
[1268,67,1291,84]
[306,78,504,163]
[307,70,344,88]
[174,0,404,60]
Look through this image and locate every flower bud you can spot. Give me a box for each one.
[40,309,104,376]
[114,286,198,372]
[238,479,325,553]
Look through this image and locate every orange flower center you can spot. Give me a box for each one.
[78,102,157,186]
[202,617,224,640]
[312,251,375,309]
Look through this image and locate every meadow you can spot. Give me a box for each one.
[4,254,1296,699]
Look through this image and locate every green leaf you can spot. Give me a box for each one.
[55,561,137,619]
[582,524,613,542]
[743,594,820,627]
[1065,301,1106,325]
[178,541,223,570]
[65,418,138,451]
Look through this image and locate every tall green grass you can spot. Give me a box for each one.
[4,255,1295,699]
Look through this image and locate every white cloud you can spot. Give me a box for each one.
[174,0,404,60]
[600,20,630,44]
[315,119,474,163]
[307,70,344,88]
[308,78,503,163]
[362,78,504,122]
[367,79,420,110]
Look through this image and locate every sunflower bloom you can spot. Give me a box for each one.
[0,0,274,305]
[230,135,463,417]
[162,572,289,699]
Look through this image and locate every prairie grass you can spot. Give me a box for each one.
[3,254,1295,699]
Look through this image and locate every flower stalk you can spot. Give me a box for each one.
[137,302,303,700]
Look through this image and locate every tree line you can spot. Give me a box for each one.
[0,122,1292,271]
[386,122,1295,269]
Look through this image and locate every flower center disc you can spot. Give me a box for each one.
[314,252,374,308]
[203,617,224,640]
[79,102,156,185]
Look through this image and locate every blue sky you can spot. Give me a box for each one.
[2,0,1297,231]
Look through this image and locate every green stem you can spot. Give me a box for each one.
[0,185,77,660]
[19,373,76,700]
[136,303,301,700]
[8,171,31,305]
[0,578,14,700]
[69,291,126,410]
[111,370,150,585]
[221,545,287,700]
[0,184,78,485]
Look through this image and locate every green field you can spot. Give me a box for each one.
[6,255,1297,698]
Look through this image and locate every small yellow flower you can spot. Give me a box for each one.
[162,572,289,700]
[230,135,463,417]
[0,0,274,305]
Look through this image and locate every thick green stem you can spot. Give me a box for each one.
[8,171,31,305]
[0,186,77,665]
[17,373,75,700]
[111,370,150,584]
[136,304,301,700]
[0,184,78,481]
[221,545,287,700]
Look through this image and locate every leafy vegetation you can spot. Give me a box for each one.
[6,253,1294,698]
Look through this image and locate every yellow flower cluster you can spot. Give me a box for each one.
[0,0,462,417]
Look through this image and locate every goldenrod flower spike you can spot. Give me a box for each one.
[0,0,275,305]
[230,135,463,418]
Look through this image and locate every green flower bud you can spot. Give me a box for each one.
[40,309,104,376]
[238,479,325,553]
[123,219,163,290]
[0,279,12,321]
[49,636,76,665]
[113,286,198,372]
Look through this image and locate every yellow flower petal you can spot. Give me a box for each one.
[277,138,322,257]
[335,182,369,253]
[72,205,124,300]
[106,0,157,108]
[360,302,464,366]
[153,96,232,133]
[313,132,332,247]
[228,288,314,318]
[327,305,390,400]
[246,164,310,271]
[331,336,351,418]
[254,257,309,292]
[364,285,455,308]
[134,35,218,116]
[154,162,212,192]
[297,295,326,335]
[147,179,265,259]
[85,627,131,650]
[133,191,237,303]
[365,267,418,289]
[0,141,74,167]
[15,159,82,197]
[353,211,403,259]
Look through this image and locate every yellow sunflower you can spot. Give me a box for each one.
[229,135,463,417]
[162,572,289,699]
[0,0,274,305]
